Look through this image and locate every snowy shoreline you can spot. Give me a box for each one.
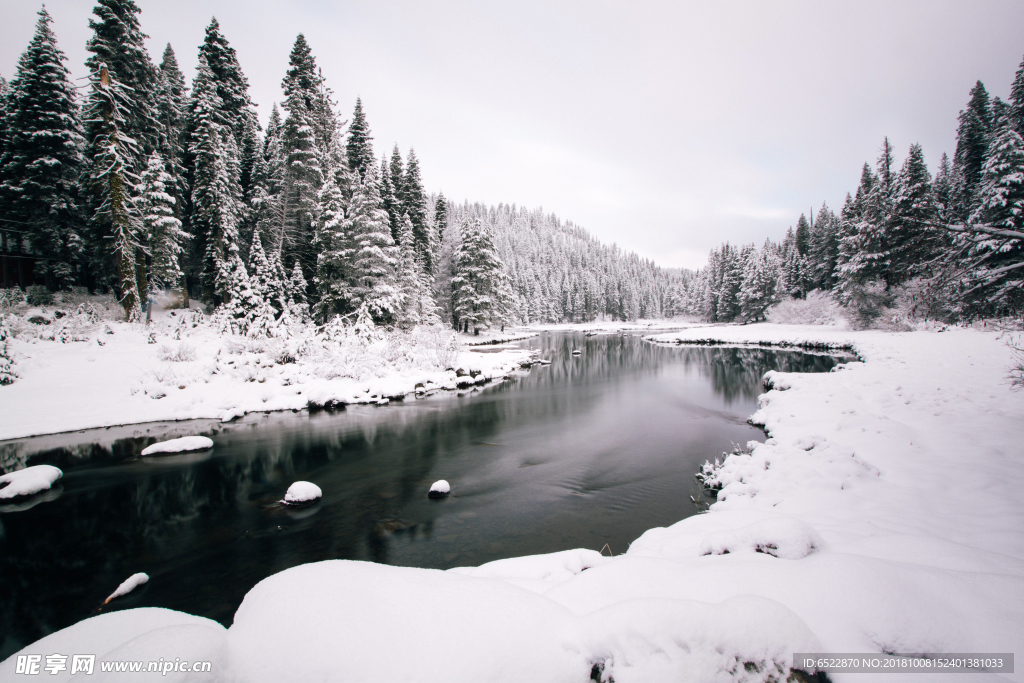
[4,323,1023,682]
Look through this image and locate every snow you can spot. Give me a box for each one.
[140,435,214,456]
[283,481,322,504]
[0,303,540,440]
[5,322,1024,682]
[428,479,450,496]
[104,573,149,604]
[0,464,62,499]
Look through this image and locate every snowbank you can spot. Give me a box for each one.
[0,464,62,499]
[0,305,539,440]
[5,323,1023,682]
[283,481,322,505]
[140,435,213,456]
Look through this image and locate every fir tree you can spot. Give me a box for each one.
[389,145,405,202]
[348,162,399,322]
[963,114,1024,311]
[1011,53,1024,135]
[888,143,941,286]
[794,213,811,256]
[402,148,432,272]
[808,204,839,290]
[953,81,993,217]
[434,191,449,241]
[379,157,402,243]
[198,17,256,142]
[287,259,308,307]
[346,98,373,178]
[139,152,188,291]
[452,218,507,333]
[396,213,439,327]
[154,44,188,216]
[312,169,353,322]
[84,63,141,321]
[739,245,779,321]
[0,315,16,385]
[0,8,84,290]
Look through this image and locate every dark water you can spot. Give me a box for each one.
[0,332,851,657]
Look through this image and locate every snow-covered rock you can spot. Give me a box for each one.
[428,479,450,498]
[0,464,62,500]
[698,518,823,559]
[103,573,149,604]
[283,481,322,505]
[140,435,214,456]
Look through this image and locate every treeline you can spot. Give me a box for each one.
[673,54,1024,325]
[0,2,680,334]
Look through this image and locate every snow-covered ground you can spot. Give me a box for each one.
[3,322,1022,682]
[0,299,538,441]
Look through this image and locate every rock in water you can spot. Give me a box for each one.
[141,436,214,456]
[284,481,323,505]
[0,465,63,500]
[103,572,149,604]
[428,480,451,499]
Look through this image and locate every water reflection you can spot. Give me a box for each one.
[0,333,851,657]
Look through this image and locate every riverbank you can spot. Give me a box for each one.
[3,323,1022,682]
[0,303,538,441]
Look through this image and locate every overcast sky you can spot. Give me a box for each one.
[2,1,1023,269]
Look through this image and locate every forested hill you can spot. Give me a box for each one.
[437,200,688,324]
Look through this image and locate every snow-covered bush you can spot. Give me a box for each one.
[159,343,197,362]
[25,285,52,306]
[765,290,843,326]
[1010,338,1024,389]
[889,277,957,326]
[0,287,27,310]
[0,314,17,385]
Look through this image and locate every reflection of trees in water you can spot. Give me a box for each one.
[665,346,848,404]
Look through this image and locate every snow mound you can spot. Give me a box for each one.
[450,548,611,593]
[140,435,214,456]
[428,479,450,497]
[0,608,225,683]
[699,518,823,559]
[104,572,149,604]
[0,464,62,500]
[283,481,322,505]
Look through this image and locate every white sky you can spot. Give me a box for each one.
[2,1,1023,269]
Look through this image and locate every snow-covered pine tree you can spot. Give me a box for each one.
[961,113,1024,312]
[0,314,16,385]
[933,152,955,223]
[347,161,398,323]
[888,143,942,286]
[312,168,353,322]
[843,140,896,288]
[389,145,405,202]
[139,152,188,292]
[287,259,308,307]
[452,218,507,333]
[154,44,188,222]
[402,149,433,273]
[189,55,244,303]
[0,8,84,291]
[794,213,811,256]
[197,17,257,143]
[808,203,840,290]
[279,35,326,284]
[434,191,449,241]
[379,157,402,243]
[85,0,157,157]
[84,63,142,321]
[395,213,439,328]
[953,81,993,220]
[346,98,374,179]
[739,244,779,321]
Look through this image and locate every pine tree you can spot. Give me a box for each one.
[139,152,188,291]
[395,213,439,327]
[84,0,157,170]
[794,213,811,256]
[154,44,188,217]
[189,55,243,303]
[346,98,373,178]
[933,152,955,222]
[0,9,84,290]
[452,218,507,333]
[434,191,449,241]
[312,168,354,321]
[953,81,993,218]
[348,162,399,322]
[0,315,16,385]
[402,149,432,273]
[963,114,1024,311]
[287,259,308,307]
[888,143,941,286]
[379,157,402,243]
[84,63,141,321]
[389,145,405,202]
[808,204,839,290]
[1011,53,1024,135]
[197,17,256,142]
[739,245,779,321]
